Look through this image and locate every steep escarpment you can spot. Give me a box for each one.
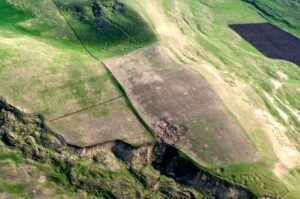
[150,144,256,199]
[0,97,72,163]
[73,140,257,198]
[123,144,256,198]
[0,98,257,198]
[0,98,199,198]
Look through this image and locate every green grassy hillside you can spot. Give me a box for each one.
[0,0,154,147]
[245,0,300,37]
[0,0,300,198]
[126,0,300,197]
[54,0,157,57]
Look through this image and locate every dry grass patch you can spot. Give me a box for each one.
[50,97,153,147]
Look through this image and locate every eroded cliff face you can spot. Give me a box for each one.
[0,98,75,163]
[137,146,256,198]
[74,141,256,199]
[0,98,257,199]
[150,144,256,199]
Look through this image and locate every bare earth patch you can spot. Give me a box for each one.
[105,45,257,165]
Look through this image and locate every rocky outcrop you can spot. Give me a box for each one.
[91,1,103,17]
[74,140,257,199]
[151,144,256,199]
[0,97,74,163]
[70,140,116,157]
[153,118,187,145]
[0,97,257,198]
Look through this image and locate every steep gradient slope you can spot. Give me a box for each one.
[125,0,300,197]
[244,0,300,37]
[0,0,155,147]
[0,0,300,198]
[53,0,156,57]
[104,44,257,165]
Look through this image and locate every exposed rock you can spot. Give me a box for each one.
[153,118,187,145]
[91,1,102,17]
[38,175,47,183]
[0,98,257,199]
[1,130,20,147]
[112,2,124,11]
[101,0,124,11]
[0,98,70,163]
[76,140,256,198]
[151,144,256,199]
[130,144,154,164]
[73,140,116,157]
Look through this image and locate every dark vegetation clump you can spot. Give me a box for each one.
[100,0,124,10]
[54,0,156,56]
[91,1,103,17]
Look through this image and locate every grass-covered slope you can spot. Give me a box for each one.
[244,0,300,37]
[0,0,75,39]
[1,0,300,198]
[54,0,157,57]
[126,0,300,197]
[0,0,154,146]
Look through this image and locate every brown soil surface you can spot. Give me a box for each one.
[105,45,258,165]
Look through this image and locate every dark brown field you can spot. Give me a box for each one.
[105,45,258,165]
[230,23,300,66]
